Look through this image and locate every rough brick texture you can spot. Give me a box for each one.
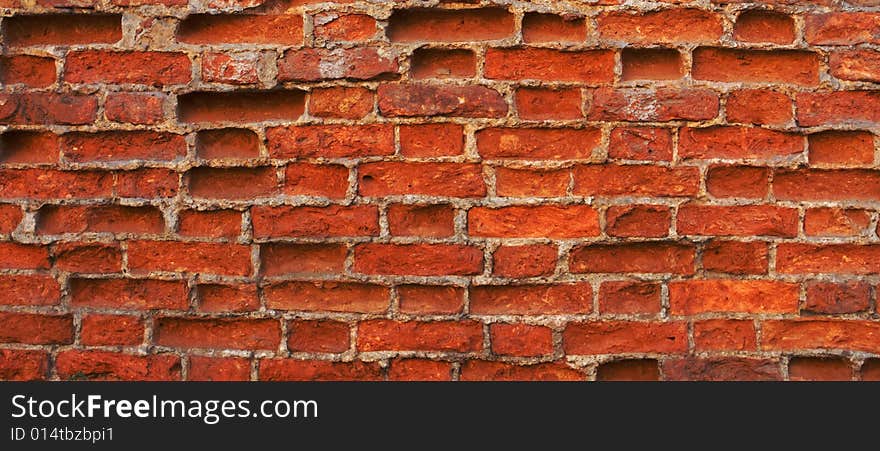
[1,0,879,382]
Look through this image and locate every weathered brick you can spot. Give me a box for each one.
[354,243,483,276]
[470,284,592,315]
[469,205,599,238]
[563,321,688,355]
[570,242,695,274]
[264,281,388,313]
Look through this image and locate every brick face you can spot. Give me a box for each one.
[1,0,878,382]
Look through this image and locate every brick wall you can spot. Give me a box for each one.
[1,0,879,381]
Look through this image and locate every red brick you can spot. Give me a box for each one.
[189,356,250,381]
[862,360,880,381]
[127,241,252,276]
[388,359,452,381]
[490,323,553,357]
[201,52,259,85]
[805,282,871,314]
[516,87,582,120]
[805,208,871,237]
[763,320,880,353]
[563,321,687,354]
[693,48,818,85]
[494,167,569,198]
[387,8,514,42]
[570,242,695,274]
[283,164,349,199]
[726,90,792,126]
[702,240,768,275]
[469,205,599,238]
[493,244,557,278]
[706,166,769,199]
[61,131,185,163]
[470,284,592,315]
[70,278,188,310]
[778,243,880,275]
[677,204,798,237]
[314,13,376,42]
[831,50,880,83]
[177,14,302,44]
[797,91,880,127]
[805,13,880,45]
[596,360,660,381]
[378,83,507,118]
[178,210,241,239]
[663,358,781,381]
[694,319,756,351]
[188,167,277,200]
[460,361,583,381]
[81,314,144,346]
[808,131,875,166]
[197,284,259,313]
[288,320,349,353]
[155,317,279,350]
[267,125,394,158]
[359,162,485,198]
[309,87,373,119]
[0,205,21,234]
[734,10,795,44]
[0,350,48,381]
[477,128,601,160]
[387,204,455,238]
[0,93,98,125]
[398,285,464,315]
[0,312,72,344]
[66,51,190,86]
[410,49,475,79]
[178,91,305,123]
[52,242,122,273]
[606,205,670,238]
[485,48,614,82]
[522,13,586,43]
[277,47,398,82]
[104,92,165,125]
[35,205,164,235]
[574,165,700,197]
[599,281,661,315]
[264,281,388,313]
[0,242,49,269]
[0,131,59,164]
[670,280,798,315]
[0,55,56,87]
[259,360,382,381]
[609,127,673,161]
[679,126,803,161]
[252,205,378,238]
[773,169,880,201]
[399,123,463,157]
[354,243,482,276]
[0,275,60,306]
[3,14,121,47]
[620,48,683,81]
[587,88,719,122]
[56,351,180,381]
[358,320,482,352]
[196,128,260,160]
[789,358,853,381]
[115,169,179,198]
[260,243,346,276]
[597,9,723,44]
